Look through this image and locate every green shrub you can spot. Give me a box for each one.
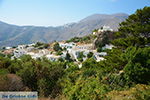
[123,46,150,84]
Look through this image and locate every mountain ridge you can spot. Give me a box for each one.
[79,13,128,22]
[0,13,128,48]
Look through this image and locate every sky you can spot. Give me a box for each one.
[0,0,150,27]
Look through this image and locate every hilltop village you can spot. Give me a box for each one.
[0,26,114,67]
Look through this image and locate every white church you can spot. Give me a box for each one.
[98,25,113,32]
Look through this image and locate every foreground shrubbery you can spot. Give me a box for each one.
[0,55,66,97]
[58,46,150,99]
[107,84,150,100]
[0,44,150,99]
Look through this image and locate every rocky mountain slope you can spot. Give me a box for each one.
[0,13,128,48]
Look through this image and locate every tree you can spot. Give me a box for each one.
[63,47,67,51]
[54,40,56,42]
[2,55,65,96]
[2,47,5,50]
[12,46,16,49]
[78,52,85,62]
[82,57,97,69]
[123,46,150,84]
[43,43,49,49]
[25,45,29,48]
[38,47,43,49]
[7,54,13,58]
[56,50,63,55]
[65,62,79,72]
[53,43,62,52]
[102,35,109,44]
[98,48,124,73]
[58,57,64,62]
[34,42,43,47]
[65,52,72,62]
[70,37,81,43]
[97,47,102,52]
[0,53,5,57]
[50,51,53,54]
[92,29,98,33]
[113,6,150,48]
[87,52,93,58]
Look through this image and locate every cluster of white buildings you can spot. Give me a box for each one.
[12,43,61,62]
[5,47,12,50]
[93,25,113,34]
[70,44,94,61]
[99,25,113,32]
[12,41,114,63]
[59,43,114,62]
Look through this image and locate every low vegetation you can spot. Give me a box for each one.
[66,34,97,44]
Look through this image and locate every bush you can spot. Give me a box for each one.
[0,74,24,91]
[0,53,5,57]
[58,57,64,62]
[53,43,62,52]
[107,84,150,100]
[87,52,93,58]
[56,50,63,55]
[38,47,43,49]
[78,52,85,62]
[82,57,97,69]
[43,43,49,49]
[34,42,43,47]
[97,47,102,52]
[2,47,5,50]
[123,46,150,84]
[65,52,72,62]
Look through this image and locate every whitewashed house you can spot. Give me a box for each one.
[18,45,26,50]
[5,47,12,50]
[71,49,84,61]
[94,52,107,62]
[92,32,96,35]
[96,52,107,57]
[39,49,50,55]
[27,47,34,52]
[46,54,61,62]
[76,44,94,50]
[79,64,82,68]
[14,45,26,58]
[13,44,35,58]
[67,48,72,53]
[98,25,113,32]
[61,51,67,59]
[59,42,75,49]
[26,52,43,60]
[94,56,105,62]
[32,54,43,60]
[102,44,115,50]
[14,49,26,58]
[26,52,35,56]
[70,44,94,61]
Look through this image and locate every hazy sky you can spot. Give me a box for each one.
[0,0,149,26]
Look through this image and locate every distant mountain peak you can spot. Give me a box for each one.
[0,13,128,48]
[80,13,128,22]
